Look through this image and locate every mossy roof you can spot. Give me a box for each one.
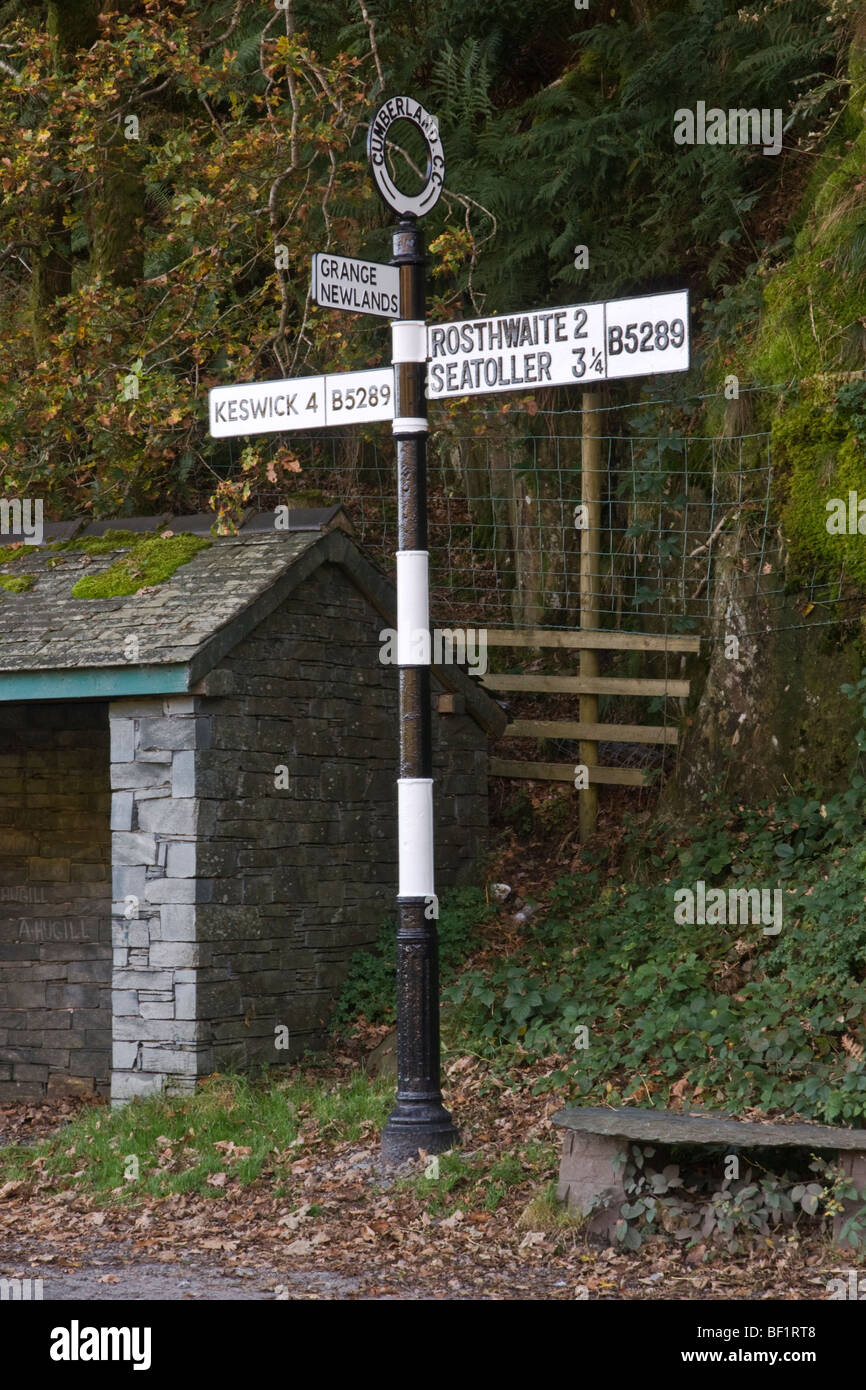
[0,516,505,736]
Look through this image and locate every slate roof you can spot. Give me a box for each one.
[0,528,319,672]
[0,514,506,736]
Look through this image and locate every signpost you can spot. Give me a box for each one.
[209,367,394,437]
[426,290,689,400]
[367,96,458,1163]
[311,253,401,319]
[206,93,692,1161]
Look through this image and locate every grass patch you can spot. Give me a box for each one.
[71,533,211,598]
[517,1181,588,1232]
[399,1150,484,1217]
[399,1140,556,1218]
[0,1070,392,1204]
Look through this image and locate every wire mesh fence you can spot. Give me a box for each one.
[208,396,856,641]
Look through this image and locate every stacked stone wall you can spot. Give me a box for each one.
[0,702,111,1101]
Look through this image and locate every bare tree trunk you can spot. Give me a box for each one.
[88,125,145,287]
[47,0,102,52]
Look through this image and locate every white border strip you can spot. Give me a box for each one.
[391,320,427,363]
[398,777,435,897]
[396,550,429,664]
[392,416,428,434]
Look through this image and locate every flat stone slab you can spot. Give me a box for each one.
[552,1106,866,1151]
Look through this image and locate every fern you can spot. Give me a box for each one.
[430,37,496,140]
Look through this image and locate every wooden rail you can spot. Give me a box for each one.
[484,628,700,654]
[481,673,690,698]
[490,758,651,787]
[504,719,678,745]
[471,444,699,817]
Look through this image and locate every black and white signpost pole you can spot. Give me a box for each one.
[368,97,457,1160]
[208,104,691,1162]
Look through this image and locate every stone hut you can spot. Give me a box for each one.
[0,510,503,1104]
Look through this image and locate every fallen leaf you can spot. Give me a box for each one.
[282,1233,329,1257]
[278,1203,312,1231]
[213,1140,252,1161]
[519,1230,545,1249]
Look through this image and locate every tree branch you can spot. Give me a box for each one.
[688,508,740,559]
[198,0,245,54]
[358,0,384,94]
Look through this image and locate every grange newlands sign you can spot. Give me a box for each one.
[312,253,401,318]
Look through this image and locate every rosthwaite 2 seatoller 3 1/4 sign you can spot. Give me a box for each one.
[426,290,689,399]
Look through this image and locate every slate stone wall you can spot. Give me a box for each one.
[194,560,489,1073]
[107,695,213,1102]
[0,702,111,1102]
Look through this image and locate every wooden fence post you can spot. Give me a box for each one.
[579,391,603,841]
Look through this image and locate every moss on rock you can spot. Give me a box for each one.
[0,574,36,593]
[0,545,42,569]
[63,529,145,556]
[735,49,866,586]
[71,533,211,599]
[773,380,866,585]
[751,123,866,383]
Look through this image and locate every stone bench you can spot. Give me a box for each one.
[553,1106,866,1249]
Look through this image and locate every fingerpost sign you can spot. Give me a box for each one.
[205,96,691,1163]
[366,95,459,1162]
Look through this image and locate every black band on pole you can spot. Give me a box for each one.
[399,666,431,778]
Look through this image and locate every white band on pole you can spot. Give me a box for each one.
[398,777,434,898]
[396,549,430,665]
[392,416,427,434]
[391,320,427,364]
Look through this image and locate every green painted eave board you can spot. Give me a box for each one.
[0,664,190,701]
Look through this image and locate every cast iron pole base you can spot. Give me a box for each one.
[381,895,457,1162]
[381,1101,458,1163]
